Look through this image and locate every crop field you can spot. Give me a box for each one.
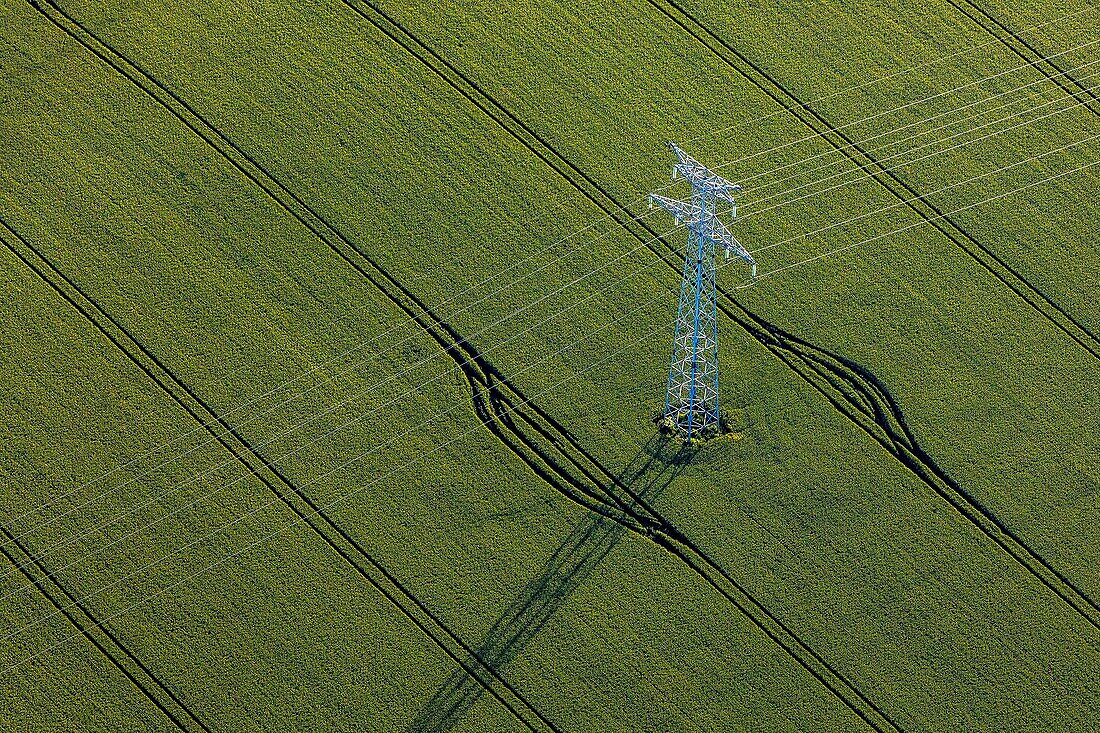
[1,0,1099,730]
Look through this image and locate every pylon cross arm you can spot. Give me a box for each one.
[669,142,741,203]
[649,193,755,268]
[712,222,756,268]
[648,193,700,225]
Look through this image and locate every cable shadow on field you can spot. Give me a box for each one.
[408,433,693,733]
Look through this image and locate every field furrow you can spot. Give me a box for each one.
[335,0,1100,634]
[650,0,1100,362]
[0,523,209,733]
[946,0,1100,117]
[647,0,1100,631]
[5,0,1100,729]
[0,212,557,733]
[25,3,900,725]
[3,0,899,728]
[0,218,532,731]
[652,0,1100,615]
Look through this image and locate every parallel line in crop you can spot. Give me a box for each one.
[0,525,209,733]
[198,0,907,725]
[0,235,211,733]
[358,0,1100,655]
[300,0,906,728]
[341,0,1100,639]
[410,434,687,732]
[648,0,1100,632]
[26,1,901,728]
[515,427,907,733]
[649,0,1100,360]
[30,0,1095,721]
[25,3,574,730]
[0,205,556,733]
[947,0,1100,117]
[415,429,908,733]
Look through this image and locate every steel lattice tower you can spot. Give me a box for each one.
[649,143,756,440]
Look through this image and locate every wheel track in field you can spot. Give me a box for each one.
[26,0,1099,728]
[343,0,1100,638]
[408,437,686,733]
[0,213,557,733]
[650,0,1100,359]
[27,2,901,730]
[946,0,1100,118]
[0,525,209,733]
[20,5,582,731]
[39,0,1097,725]
[326,2,907,729]
[648,0,1100,630]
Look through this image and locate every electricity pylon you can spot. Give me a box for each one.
[649,143,755,440]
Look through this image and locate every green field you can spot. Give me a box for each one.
[1,0,1099,730]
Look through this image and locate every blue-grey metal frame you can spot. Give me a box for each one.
[649,143,755,439]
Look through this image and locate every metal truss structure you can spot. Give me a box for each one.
[649,143,755,440]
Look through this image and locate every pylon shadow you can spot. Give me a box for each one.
[407,433,693,732]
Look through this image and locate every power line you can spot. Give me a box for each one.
[7,63,1098,587]
[739,129,1100,269]
[4,134,1096,645]
[741,56,1100,198]
[741,157,1100,285]
[0,223,682,598]
[681,7,1099,154]
[743,79,1100,218]
[10,24,1097,541]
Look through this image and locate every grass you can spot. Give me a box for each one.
[1,0,1099,729]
